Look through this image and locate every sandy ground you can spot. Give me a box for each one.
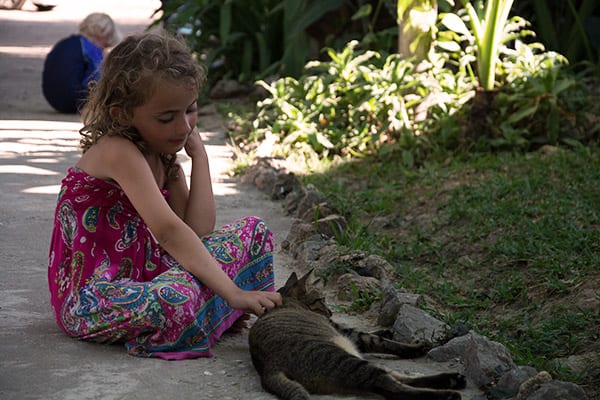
[0,2,482,399]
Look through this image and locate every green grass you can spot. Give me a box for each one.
[302,145,600,383]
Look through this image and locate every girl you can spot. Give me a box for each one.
[42,13,121,113]
[47,32,282,360]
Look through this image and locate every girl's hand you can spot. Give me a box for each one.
[184,127,207,160]
[227,290,282,316]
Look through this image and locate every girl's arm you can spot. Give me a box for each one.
[98,137,281,315]
[165,127,216,236]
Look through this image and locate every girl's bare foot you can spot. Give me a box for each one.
[226,313,251,334]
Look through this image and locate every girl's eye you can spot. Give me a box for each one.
[158,116,174,124]
[186,106,198,115]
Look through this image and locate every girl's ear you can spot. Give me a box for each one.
[109,106,121,122]
[109,106,131,125]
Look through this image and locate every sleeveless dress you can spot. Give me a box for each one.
[47,167,275,359]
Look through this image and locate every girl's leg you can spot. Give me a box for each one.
[66,216,275,359]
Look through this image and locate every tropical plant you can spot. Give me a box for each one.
[396,0,439,61]
[513,0,600,69]
[155,0,401,86]
[459,0,515,91]
[251,40,442,168]
[230,3,599,166]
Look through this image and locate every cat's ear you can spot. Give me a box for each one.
[278,272,298,294]
[297,269,314,289]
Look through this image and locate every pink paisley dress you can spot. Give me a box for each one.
[48,167,275,359]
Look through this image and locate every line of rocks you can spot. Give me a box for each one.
[242,157,590,400]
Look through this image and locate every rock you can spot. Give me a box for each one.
[378,284,433,327]
[493,365,538,398]
[513,371,552,399]
[520,377,588,400]
[293,237,328,264]
[271,172,301,200]
[209,79,251,99]
[285,219,317,251]
[284,186,306,215]
[428,332,516,387]
[392,304,449,345]
[315,214,347,238]
[336,272,381,302]
[299,202,336,222]
[295,184,326,218]
[355,254,394,281]
[253,167,277,193]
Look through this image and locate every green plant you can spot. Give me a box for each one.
[397,0,438,60]
[156,0,403,85]
[253,40,434,166]
[513,0,600,68]
[225,0,599,163]
[461,0,515,90]
[348,281,382,312]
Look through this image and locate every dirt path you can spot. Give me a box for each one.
[0,2,481,399]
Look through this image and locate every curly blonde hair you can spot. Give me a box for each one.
[80,31,205,176]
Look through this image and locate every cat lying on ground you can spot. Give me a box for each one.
[249,270,466,400]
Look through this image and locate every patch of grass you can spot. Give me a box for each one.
[303,145,600,384]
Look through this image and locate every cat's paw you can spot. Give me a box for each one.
[441,390,462,400]
[407,341,431,356]
[436,373,467,390]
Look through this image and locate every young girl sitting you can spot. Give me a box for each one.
[47,31,282,360]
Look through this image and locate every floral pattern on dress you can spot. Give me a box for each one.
[48,167,275,359]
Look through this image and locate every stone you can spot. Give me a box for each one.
[378,284,430,327]
[336,272,382,302]
[315,214,347,238]
[299,202,336,222]
[428,332,516,387]
[522,378,588,400]
[285,219,316,249]
[271,172,301,200]
[209,79,251,99]
[295,184,326,218]
[493,365,538,398]
[253,167,277,193]
[392,304,449,345]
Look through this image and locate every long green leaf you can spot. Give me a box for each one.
[220,1,232,44]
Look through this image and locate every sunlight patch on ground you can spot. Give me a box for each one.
[22,184,62,194]
[0,120,81,131]
[0,45,49,57]
[0,165,58,175]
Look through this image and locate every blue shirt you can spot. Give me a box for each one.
[42,34,103,113]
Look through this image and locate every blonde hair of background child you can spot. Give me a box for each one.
[78,12,121,47]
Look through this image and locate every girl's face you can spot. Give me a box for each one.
[130,79,198,155]
[92,33,111,49]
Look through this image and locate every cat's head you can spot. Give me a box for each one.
[278,269,332,318]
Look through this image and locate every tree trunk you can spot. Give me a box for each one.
[465,87,499,143]
[397,0,437,62]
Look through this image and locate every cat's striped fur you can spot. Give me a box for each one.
[249,270,466,400]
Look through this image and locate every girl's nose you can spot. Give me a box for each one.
[176,114,192,134]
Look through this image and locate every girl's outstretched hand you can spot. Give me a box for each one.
[227,290,282,316]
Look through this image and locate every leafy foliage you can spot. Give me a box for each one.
[244,9,599,167]
[155,0,396,86]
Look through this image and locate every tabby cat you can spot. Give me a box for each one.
[249,270,466,400]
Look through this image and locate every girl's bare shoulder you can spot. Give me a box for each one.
[77,136,144,180]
